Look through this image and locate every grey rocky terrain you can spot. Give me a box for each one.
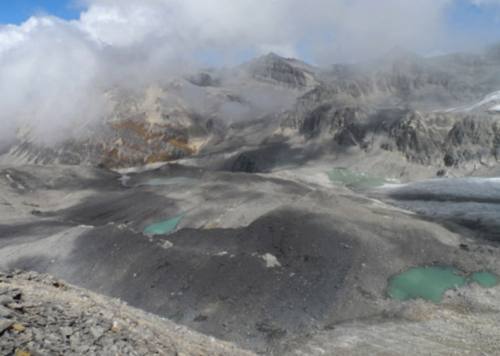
[1,162,500,354]
[2,46,500,355]
[0,270,253,355]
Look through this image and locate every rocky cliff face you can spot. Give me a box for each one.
[282,92,500,170]
[274,47,500,174]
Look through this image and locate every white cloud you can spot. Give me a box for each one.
[75,0,455,62]
[0,17,105,144]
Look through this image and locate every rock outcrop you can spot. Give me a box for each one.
[245,53,316,89]
[281,79,500,171]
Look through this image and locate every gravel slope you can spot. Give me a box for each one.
[0,270,254,356]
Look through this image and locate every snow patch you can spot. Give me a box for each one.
[379,182,409,189]
[114,162,168,175]
[5,174,26,190]
[161,240,174,250]
[469,90,500,111]
[261,253,281,268]
[445,90,500,113]
[119,175,131,186]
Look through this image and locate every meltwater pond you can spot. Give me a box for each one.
[471,271,499,288]
[388,267,498,303]
[144,215,184,236]
[328,168,387,189]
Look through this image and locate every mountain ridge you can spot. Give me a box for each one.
[2,46,500,179]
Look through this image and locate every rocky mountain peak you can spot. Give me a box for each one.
[186,71,221,87]
[245,52,316,88]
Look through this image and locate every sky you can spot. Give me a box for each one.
[446,0,500,48]
[0,0,499,145]
[0,1,80,24]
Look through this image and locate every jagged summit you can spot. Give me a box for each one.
[258,52,286,61]
[243,52,317,88]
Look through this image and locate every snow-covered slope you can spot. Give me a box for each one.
[446,90,500,113]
